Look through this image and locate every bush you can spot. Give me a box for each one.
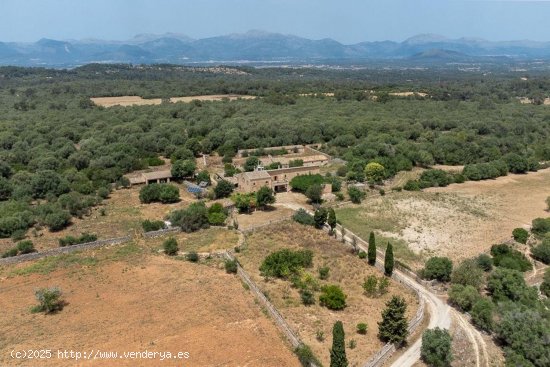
[404,180,421,191]
[531,239,550,264]
[363,275,378,297]
[348,186,365,203]
[512,228,529,244]
[378,296,409,345]
[158,184,180,203]
[186,251,199,262]
[292,209,315,226]
[531,217,550,236]
[58,233,97,247]
[364,162,386,183]
[260,249,313,279]
[169,202,209,233]
[470,298,495,332]
[300,289,315,306]
[163,238,178,256]
[476,254,493,272]
[487,267,537,304]
[357,323,368,335]
[139,183,161,203]
[319,285,347,310]
[358,251,367,259]
[318,266,330,280]
[139,183,179,204]
[224,259,238,274]
[207,212,227,226]
[421,328,453,367]
[44,210,71,231]
[448,284,481,312]
[31,287,63,314]
[423,257,453,282]
[313,208,328,229]
[305,184,323,203]
[450,259,483,290]
[289,174,324,192]
[171,159,196,179]
[141,219,166,232]
[490,244,532,272]
[1,247,18,258]
[16,240,35,254]
[294,344,321,367]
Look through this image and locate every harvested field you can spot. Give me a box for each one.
[91,94,255,107]
[337,168,550,264]
[145,227,239,253]
[0,185,197,253]
[0,244,300,367]
[236,207,295,231]
[236,222,419,366]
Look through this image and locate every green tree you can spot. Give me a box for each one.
[327,208,337,232]
[243,156,260,172]
[368,232,376,266]
[470,298,495,332]
[540,267,550,297]
[305,184,323,203]
[421,328,453,367]
[378,296,409,345]
[330,321,348,367]
[159,184,180,203]
[531,239,550,264]
[214,179,234,199]
[255,186,275,209]
[163,238,178,256]
[169,202,209,233]
[171,159,196,179]
[320,285,347,310]
[448,284,481,312]
[384,242,394,276]
[512,228,529,244]
[313,208,328,229]
[364,162,386,184]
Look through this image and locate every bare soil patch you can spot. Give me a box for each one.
[0,247,300,367]
[236,222,419,366]
[91,95,255,107]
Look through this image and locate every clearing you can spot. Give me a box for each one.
[235,222,419,366]
[90,94,255,107]
[0,243,300,367]
[336,168,550,264]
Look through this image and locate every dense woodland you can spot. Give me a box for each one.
[0,64,549,239]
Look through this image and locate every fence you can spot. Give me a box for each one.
[142,227,181,238]
[0,236,132,266]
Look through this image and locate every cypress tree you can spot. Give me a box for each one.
[384,242,394,276]
[327,208,337,233]
[378,296,409,345]
[368,232,376,266]
[330,321,348,367]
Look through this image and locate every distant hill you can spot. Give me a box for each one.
[1,31,550,67]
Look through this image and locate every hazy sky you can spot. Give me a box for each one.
[1,0,549,43]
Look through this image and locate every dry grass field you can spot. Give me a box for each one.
[91,94,255,107]
[0,244,300,367]
[236,222,419,366]
[0,185,197,253]
[337,168,550,265]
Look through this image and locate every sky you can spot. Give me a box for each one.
[1,0,549,43]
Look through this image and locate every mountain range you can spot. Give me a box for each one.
[1,30,550,67]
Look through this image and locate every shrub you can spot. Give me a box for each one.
[186,251,199,262]
[423,257,453,282]
[540,268,550,297]
[31,287,63,314]
[357,323,368,335]
[378,276,390,295]
[259,249,313,279]
[487,267,537,304]
[139,183,179,203]
[319,285,347,310]
[1,247,18,258]
[419,169,453,187]
[470,298,494,332]
[490,244,532,272]
[512,228,529,244]
[358,251,367,259]
[141,219,166,232]
[44,210,71,231]
[158,184,180,203]
[294,344,322,367]
[476,254,493,272]
[531,217,550,236]
[163,238,178,256]
[208,212,226,226]
[363,275,378,297]
[224,259,238,274]
[290,174,324,192]
[348,186,365,203]
[531,239,550,264]
[318,266,330,280]
[16,240,35,254]
[448,284,481,312]
[292,209,315,226]
[169,202,209,233]
[58,233,97,247]
[300,289,315,306]
[313,208,328,229]
[96,187,110,199]
[378,296,409,345]
[364,162,386,183]
[403,180,421,191]
[421,328,453,367]
[450,259,483,289]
